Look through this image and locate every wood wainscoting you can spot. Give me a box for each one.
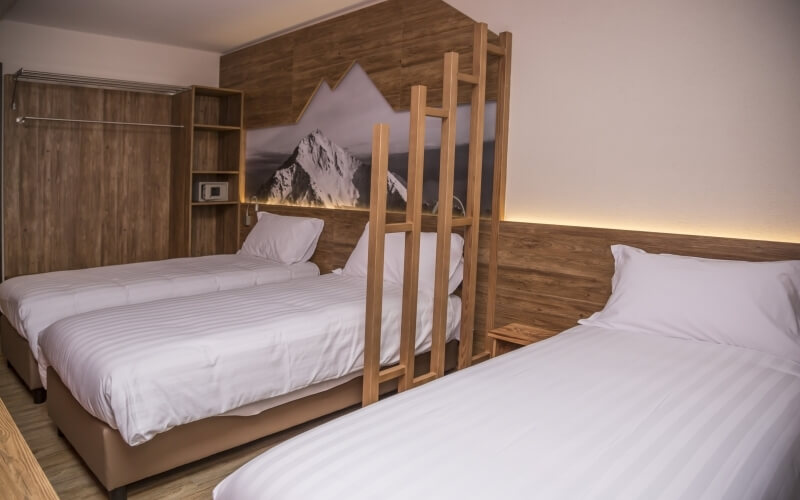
[242,204,800,353]
[479,222,800,337]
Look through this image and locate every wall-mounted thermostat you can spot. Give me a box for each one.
[194,181,229,202]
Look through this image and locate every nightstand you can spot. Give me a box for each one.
[487,323,557,358]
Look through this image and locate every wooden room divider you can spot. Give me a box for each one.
[362,22,512,406]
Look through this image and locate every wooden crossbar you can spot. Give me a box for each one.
[457,72,479,85]
[412,372,437,385]
[472,351,491,363]
[385,222,413,233]
[378,364,406,383]
[451,216,473,228]
[425,106,448,118]
[487,42,504,56]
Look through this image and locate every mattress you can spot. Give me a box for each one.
[0,254,319,363]
[38,274,461,446]
[214,325,800,500]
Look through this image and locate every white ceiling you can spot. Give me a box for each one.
[2,0,378,53]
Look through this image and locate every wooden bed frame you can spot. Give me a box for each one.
[0,317,46,403]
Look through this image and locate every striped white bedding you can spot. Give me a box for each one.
[214,325,800,500]
[0,254,319,364]
[38,274,461,446]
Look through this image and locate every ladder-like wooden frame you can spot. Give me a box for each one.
[363,23,512,406]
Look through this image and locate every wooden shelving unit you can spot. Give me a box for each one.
[169,86,244,258]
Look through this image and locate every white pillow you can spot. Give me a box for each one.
[238,212,324,264]
[343,223,464,295]
[579,244,800,362]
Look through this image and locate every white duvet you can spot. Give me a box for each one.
[0,254,319,365]
[38,274,461,446]
[215,325,800,500]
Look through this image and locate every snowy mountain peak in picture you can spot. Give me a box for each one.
[259,129,407,209]
[246,62,495,214]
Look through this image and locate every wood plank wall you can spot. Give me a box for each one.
[242,204,800,353]
[3,77,173,278]
[220,0,497,128]
[478,222,800,338]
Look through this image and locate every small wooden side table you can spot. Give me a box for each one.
[487,323,557,358]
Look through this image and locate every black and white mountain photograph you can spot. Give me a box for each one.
[246,63,496,214]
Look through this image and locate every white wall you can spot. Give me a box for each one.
[450,0,800,243]
[0,20,219,86]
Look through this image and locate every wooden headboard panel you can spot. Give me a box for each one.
[241,204,369,273]
[240,204,451,273]
[477,221,800,340]
[241,205,800,352]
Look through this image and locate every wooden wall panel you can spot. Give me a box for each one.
[169,90,193,259]
[240,204,460,273]
[241,204,370,273]
[220,0,498,128]
[241,205,800,354]
[3,77,173,278]
[477,222,800,338]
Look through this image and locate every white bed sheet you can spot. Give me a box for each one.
[0,254,319,363]
[38,274,461,446]
[214,325,800,500]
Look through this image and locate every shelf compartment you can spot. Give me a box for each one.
[193,88,242,127]
[192,129,242,172]
[192,173,240,204]
[190,203,239,257]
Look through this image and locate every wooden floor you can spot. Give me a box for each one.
[0,352,355,499]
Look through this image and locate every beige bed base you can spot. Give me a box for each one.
[48,341,458,500]
[1,316,46,403]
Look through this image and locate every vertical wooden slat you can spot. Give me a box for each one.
[169,89,193,258]
[362,123,390,406]
[236,92,246,246]
[430,52,459,378]
[458,23,489,369]
[398,86,427,392]
[484,32,512,351]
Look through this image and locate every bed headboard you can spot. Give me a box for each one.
[241,205,800,351]
[240,204,368,273]
[476,221,800,341]
[240,204,450,273]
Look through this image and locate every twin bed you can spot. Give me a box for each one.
[216,325,800,499]
[0,254,320,400]
[214,244,800,499]
[0,212,326,402]
[1,210,466,499]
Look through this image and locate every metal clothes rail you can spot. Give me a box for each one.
[14,116,184,129]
